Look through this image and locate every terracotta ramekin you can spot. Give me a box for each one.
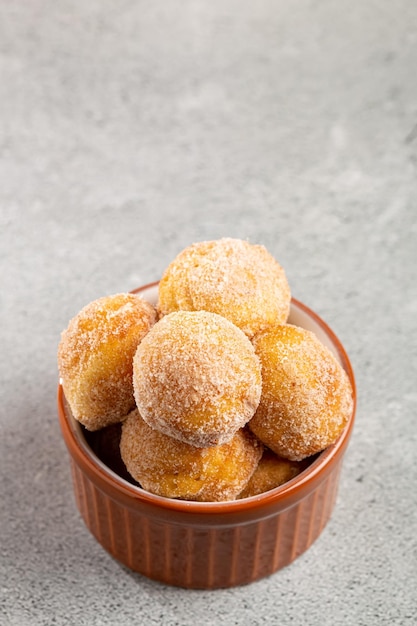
[57,282,356,589]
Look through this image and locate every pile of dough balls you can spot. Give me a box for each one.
[58,237,353,501]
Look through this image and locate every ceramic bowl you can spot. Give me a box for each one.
[57,281,356,589]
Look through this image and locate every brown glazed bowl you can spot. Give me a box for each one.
[57,282,356,589]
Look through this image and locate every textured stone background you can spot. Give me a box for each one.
[1,1,416,624]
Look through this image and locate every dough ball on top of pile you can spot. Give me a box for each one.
[157,238,291,338]
[133,310,262,448]
[249,324,353,461]
[120,409,263,502]
[58,293,157,431]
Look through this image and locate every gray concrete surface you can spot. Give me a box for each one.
[1,1,416,624]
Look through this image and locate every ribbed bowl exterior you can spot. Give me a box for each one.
[68,451,342,588]
[57,287,356,589]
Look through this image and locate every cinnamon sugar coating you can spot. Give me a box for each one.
[133,310,262,447]
[157,238,291,338]
[238,448,309,498]
[249,324,353,461]
[58,294,157,431]
[120,410,263,501]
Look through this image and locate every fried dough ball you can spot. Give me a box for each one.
[58,293,157,431]
[158,238,291,338]
[133,310,262,447]
[120,410,263,501]
[249,324,353,461]
[238,448,309,498]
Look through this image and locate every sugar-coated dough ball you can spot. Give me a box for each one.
[58,294,157,431]
[133,310,262,447]
[157,238,291,338]
[249,324,353,461]
[120,410,263,501]
[238,449,308,498]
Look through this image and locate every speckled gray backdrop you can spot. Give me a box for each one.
[1,1,416,625]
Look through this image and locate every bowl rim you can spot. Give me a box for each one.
[58,281,356,516]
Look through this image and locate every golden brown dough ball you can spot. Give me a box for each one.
[249,324,353,461]
[133,310,262,448]
[120,410,263,501]
[157,238,291,338]
[58,293,157,431]
[238,448,309,498]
